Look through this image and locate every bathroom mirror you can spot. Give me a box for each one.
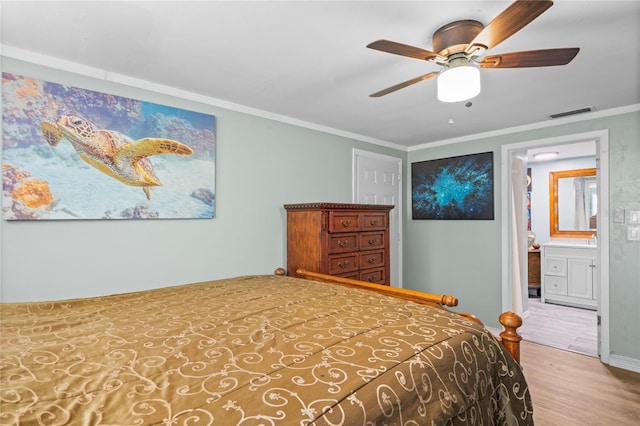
[549,168,597,238]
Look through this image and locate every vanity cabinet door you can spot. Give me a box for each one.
[568,258,594,300]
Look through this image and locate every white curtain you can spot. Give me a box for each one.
[574,178,587,230]
[510,157,527,315]
[511,194,524,314]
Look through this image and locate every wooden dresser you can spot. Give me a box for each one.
[284,203,394,285]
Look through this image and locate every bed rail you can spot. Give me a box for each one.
[276,267,522,364]
[292,268,459,307]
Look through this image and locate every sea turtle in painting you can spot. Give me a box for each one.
[41,114,193,200]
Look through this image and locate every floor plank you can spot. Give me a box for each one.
[520,297,598,357]
[520,341,640,425]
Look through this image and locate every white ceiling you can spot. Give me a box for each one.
[1,1,639,150]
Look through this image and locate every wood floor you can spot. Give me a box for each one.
[519,297,597,357]
[520,340,640,425]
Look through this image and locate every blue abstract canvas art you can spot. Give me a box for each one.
[412,152,494,220]
[2,73,215,220]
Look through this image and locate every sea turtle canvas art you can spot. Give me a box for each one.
[41,114,194,200]
[2,72,216,220]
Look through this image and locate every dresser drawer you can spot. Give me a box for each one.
[545,275,568,295]
[361,212,387,231]
[359,250,385,269]
[328,212,360,233]
[544,257,567,276]
[328,233,359,254]
[359,231,385,250]
[327,253,359,274]
[359,268,386,284]
[336,271,360,280]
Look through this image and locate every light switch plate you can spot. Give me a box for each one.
[629,210,640,224]
[628,226,640,241]
[613,208,625,224]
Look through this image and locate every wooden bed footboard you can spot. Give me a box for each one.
[276,267,522,364]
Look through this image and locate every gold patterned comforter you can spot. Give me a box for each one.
[0,275,532,425]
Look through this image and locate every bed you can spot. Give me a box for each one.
[0,269,532,425]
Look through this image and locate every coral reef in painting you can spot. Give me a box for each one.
[104,204,160,220]
[2,163,56,219]
[2,72,216,220]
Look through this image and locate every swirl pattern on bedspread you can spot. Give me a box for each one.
[1,275,532,425]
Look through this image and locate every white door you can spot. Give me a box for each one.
[353,149,402,287]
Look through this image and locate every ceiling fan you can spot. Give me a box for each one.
[367,0,579,101]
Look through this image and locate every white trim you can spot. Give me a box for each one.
[409,104,639,152]
[609,355,640,373]
[352,149,403,288]
[3,44,638,154]
[501,129,610,364]
[0,45,3,296]
[1,45,405,151]
[486,333,640,373]
[597,132,610,364]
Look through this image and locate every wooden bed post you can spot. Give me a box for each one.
[499,311,523,364]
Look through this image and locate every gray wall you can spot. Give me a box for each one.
[406,111,640,362]
[2,57,638,364]
[0,57,405,301]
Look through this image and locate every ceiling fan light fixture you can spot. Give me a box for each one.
[533,151,559,161]
[437,64,481,103]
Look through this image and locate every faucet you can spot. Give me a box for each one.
[590,233,597,246]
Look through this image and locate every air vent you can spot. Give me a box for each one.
[549,106,595,119]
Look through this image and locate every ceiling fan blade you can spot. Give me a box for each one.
[370,72,438,97]
[367,39,441,61]
[478,48,580,68]
[466,0,553,55]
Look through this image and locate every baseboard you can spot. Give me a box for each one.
[608,354,640,373]
[490,318,640,373]
[486,326,501,337]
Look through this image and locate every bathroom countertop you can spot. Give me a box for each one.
[542,242,597,249]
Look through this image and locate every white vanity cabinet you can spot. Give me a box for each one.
[541,244,597,310]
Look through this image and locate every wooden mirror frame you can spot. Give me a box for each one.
[549,168,597,238]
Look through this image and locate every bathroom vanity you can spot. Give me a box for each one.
[541,243,597,310]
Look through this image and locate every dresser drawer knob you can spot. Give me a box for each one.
[368,239,376,245]
[337,240,349,248]
[369,220,378,226]
[366,276,375,282]
[367,258,375,264]
[338,261,349,269]
[340,220,352,227]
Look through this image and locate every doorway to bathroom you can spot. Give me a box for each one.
[501,129,610,362]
